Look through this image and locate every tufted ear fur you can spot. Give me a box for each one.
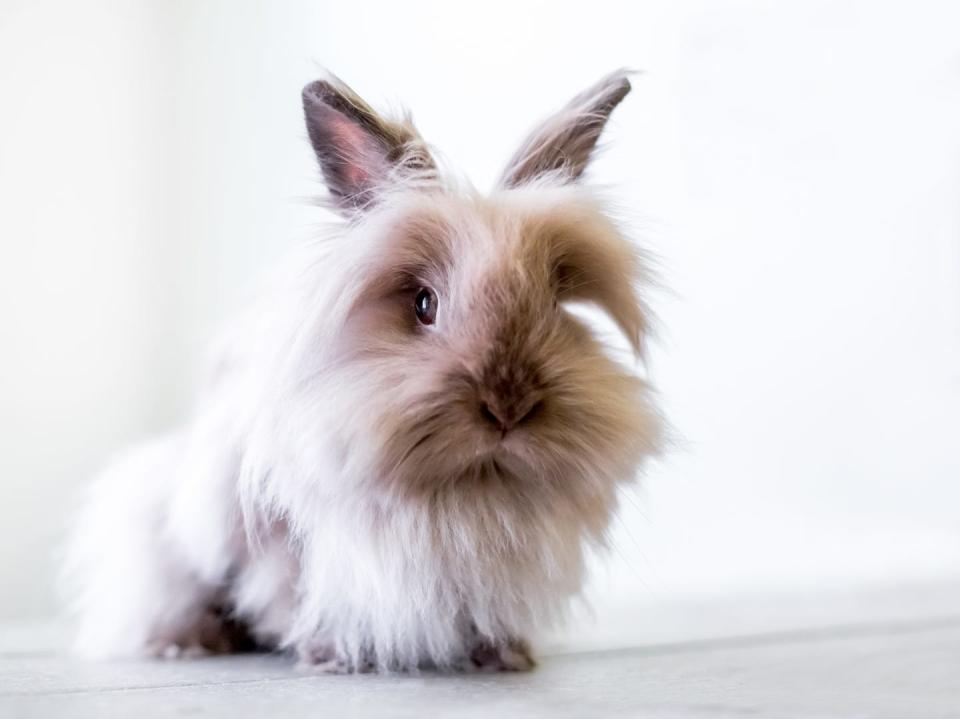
[302,74,436,215]
[499,70,632,188]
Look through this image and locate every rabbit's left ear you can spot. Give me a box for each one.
[302,74,435,215]
[499,70,632,188]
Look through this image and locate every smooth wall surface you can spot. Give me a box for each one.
[1,0,959,621]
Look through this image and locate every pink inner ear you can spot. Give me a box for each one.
[342,160,368,191]
[330,116,380,190]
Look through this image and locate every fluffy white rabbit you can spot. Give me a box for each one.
[63,69,663,673]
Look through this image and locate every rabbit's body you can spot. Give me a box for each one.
[64,71,662,672]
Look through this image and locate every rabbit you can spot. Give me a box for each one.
[61,69,663,673]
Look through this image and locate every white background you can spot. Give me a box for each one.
[1,0,958,622]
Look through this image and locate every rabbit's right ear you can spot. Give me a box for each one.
[499,70,632,188]
[302,74,435,215]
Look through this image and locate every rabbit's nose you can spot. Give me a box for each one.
[479,393,544,434]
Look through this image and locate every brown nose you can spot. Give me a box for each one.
[479,393,544,434]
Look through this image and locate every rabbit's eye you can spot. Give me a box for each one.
[414,287,437,325]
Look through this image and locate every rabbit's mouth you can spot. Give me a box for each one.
[372,348,655,499]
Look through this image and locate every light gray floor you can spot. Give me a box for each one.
[3,585,958,718]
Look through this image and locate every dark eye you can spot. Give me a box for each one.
[414,287,437,325]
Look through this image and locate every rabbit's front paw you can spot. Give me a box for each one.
[296,637,376,674]
[469,638,535,672]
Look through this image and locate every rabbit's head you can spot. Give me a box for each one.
[288,71,661,514]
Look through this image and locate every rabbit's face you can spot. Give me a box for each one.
[300,71,660,502]
[327,186,657,502]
